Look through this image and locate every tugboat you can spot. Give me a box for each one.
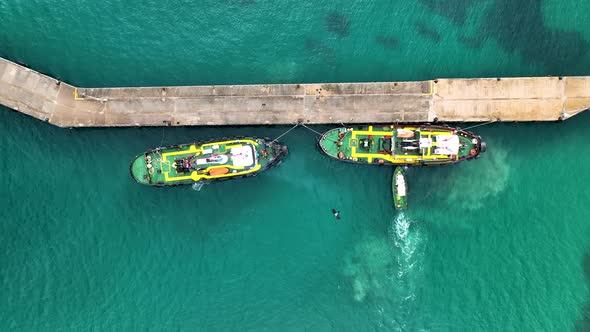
[130,137,287,186]
[393,167,408,210]
[318,124,486,166]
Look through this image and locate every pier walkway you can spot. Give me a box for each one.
[1,57,589,127]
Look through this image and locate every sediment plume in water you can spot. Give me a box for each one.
[342,213,425,303]
[410,146,510,211]
[445,148,510,210]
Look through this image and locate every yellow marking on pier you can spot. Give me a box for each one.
[73,88,84,100]
[421,80,438,96]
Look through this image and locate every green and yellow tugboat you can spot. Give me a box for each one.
[130,137,287,186]
[393,167,408,210]
[318,124,486,166]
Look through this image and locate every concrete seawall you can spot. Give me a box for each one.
[1,57,589,127]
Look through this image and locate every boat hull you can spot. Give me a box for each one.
[129,137,287,186]
[393,167,408,210]
[318,124,486,166]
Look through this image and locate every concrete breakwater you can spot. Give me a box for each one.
[1,57,589,127]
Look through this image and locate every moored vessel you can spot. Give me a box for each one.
[393,167,408,210]
[130,137,287,186]
[318,124,486,166]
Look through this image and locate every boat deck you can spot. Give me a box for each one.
[131,139,265,185]
[393,167,408,210]
[321,125,478,165]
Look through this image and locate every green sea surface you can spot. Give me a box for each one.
[2,1,590,330]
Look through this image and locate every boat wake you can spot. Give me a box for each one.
[191,182,205,191]
[384,212,426,329]
[391,213,423,282]
[342,213,425,306]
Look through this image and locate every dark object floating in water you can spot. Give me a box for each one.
[415,22,441,42]
[332,209,341,220]
[458,34,483,49]
[375,35,399,50]
[326,11,350,37]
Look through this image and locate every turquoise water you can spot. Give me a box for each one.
[2,1,590,330]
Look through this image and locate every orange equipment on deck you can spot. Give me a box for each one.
[209,167,229,176]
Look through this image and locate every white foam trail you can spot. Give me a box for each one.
[389,212,425,303]
[395,213,409,240]
[342,213,426,319]
[391,213,421,269]
[376,213,425,329]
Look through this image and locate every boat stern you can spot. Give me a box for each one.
[318,128,344,159]
[129,153,152,185]
[479,138,487,153]
[457,130,487,161]
[471,135,487,159]
[257,138,288,169]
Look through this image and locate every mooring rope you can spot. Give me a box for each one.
[271,121,342,144]
[300,123,340,143]
[271,123,300,143]
[299,123,324,136]
[459,120,497,131]
[159,127,166,148]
